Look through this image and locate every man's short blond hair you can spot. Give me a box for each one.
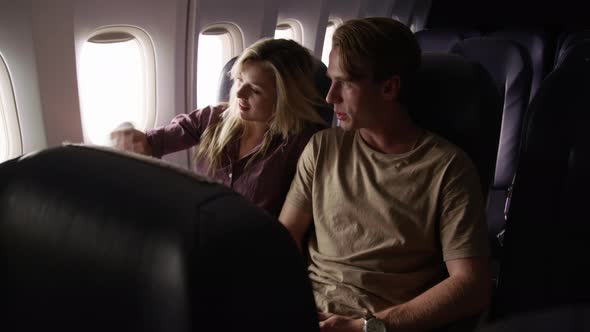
[332,17,421,102]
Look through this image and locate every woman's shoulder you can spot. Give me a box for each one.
[198,103,229,119]
[185,103,229,129]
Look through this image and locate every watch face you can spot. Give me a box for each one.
[366,318,387,332]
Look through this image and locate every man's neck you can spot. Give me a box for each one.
[359,109,423,155]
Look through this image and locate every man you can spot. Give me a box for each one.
[279,17,490,332]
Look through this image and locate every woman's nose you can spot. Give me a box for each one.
[236,84,248,99]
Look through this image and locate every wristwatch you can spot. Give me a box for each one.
[364,313,387,332]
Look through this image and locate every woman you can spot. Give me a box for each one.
[111,38,327,217]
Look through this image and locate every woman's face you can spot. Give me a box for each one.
[234,60,276,123]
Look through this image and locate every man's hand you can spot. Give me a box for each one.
[110,122,152,156]
[318,312,364,332]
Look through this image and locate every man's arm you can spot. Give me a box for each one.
[377,256,491,331]
[279,201,313,252]
[319,257,491,332]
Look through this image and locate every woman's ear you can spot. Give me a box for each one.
[382,75,401,101]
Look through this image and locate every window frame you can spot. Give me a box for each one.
[0,52,22,162]
[321,18,343,65]
[275,19,304,44]
[78,25,156,143]
[196,23,244,109]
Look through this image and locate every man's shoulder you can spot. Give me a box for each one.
[310,127,354,145]
[424,131,476,169]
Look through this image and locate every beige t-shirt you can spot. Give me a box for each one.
[285,128,489,317]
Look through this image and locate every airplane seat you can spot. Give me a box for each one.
[215,56,238,103]
[216,55,333,125]
[554,30,590,68]
[451,37,533,262]
[0,145,319,332]
[414,29,480,53]
[408,53,503,197]
[487,30,550,102]
[491,41,590,321]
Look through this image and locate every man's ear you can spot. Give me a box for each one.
[382,75,401,101]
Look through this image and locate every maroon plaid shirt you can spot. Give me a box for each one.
[147,105,323,217]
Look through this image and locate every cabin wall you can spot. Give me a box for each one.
[0,0,46,152]
[0,0,410,164]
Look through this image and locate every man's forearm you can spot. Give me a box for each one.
[377,273,490,332]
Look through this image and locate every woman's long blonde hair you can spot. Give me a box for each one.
[197,38,327,173]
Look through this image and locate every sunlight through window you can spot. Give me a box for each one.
[78,28,155,145]
[275,24,295,41]
[321,22,337,66]
[197,34,225,109]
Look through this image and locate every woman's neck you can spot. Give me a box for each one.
[238,121,268,159]
[243,121,268,141]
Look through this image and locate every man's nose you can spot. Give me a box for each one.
[326,83,339,104]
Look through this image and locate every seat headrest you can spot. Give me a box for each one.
[487,30,548,100]
[215,56,238,103]
[555,30,590,68]
[451,37,532,100]
[555,37,590,69]
[0,146,318,331]
[409,53,503,192]
[415,29,463,53]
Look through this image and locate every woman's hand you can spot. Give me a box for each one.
[110,122,152,156]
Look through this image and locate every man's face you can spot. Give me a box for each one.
[325,47,385,131]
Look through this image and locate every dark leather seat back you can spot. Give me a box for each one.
[451,37,533,255]
[409,53,503,193]
[0,146,319,332]
[216,55,333,124]
[493,41,590,320]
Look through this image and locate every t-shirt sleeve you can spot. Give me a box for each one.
[439,153,490,261]
[284,133,319,212]
[146,105,226,158]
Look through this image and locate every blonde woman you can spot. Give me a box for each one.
[111,38,327,217]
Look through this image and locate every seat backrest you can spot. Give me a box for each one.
[488,30,549,102]
[493,41,590,321]
[0,146,319,332]
[216,55,333,125]
[409,53,503,194]
[451,37,533,250]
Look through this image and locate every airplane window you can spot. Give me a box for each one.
[275,24,295,41]
[197,28,232,109]
[321,21,338,66]
[78,27,156,145]
[274,20,303,44]
[0,53,22,163]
